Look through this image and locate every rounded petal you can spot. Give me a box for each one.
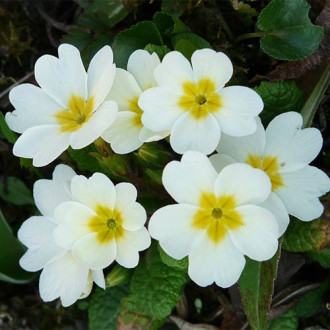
[70,173,116,210]
[70,100,118,150]
[214,163,272,205]
[170,112,220,155]
[191,49,233,91]
[139,87,183,131]
[127,50,160,90]
[228,205,279,261]
[115,182,137,210]
[72,232,117,270]
[121,202,147,231]
[6,84,60,133]
[87,46,116,109]
[276,165,330,221]
[92,270,105,289]
[188,234,245,288]
[162,151,218,205]
[154,51,194,94]
[138,126,169,143]
[215,86,263,136]
[115,227,151,268]
[39,252,89,307]
[260,193,290,237]
[80,272,93,299]
[216,117,266,162]
[209,154,236,173]
[148,204,206,260]
[101,111,143,154]
[35,44,87,108]
[265,112,323,172]
[12,125,70,167]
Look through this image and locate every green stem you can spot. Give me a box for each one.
[218,8,235,42]
[300,61,330,128]
[235,31,268,43]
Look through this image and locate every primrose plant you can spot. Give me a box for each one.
[5,44,330,309]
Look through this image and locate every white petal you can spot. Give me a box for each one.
[170,112,220,155]
[106,68,142,110]
[101,111,143,154]
[138,126,169,143]
[18,216,63,271]
[214,163,272,205]
[216,117,266,162]
[35,44,87,108]
[265,112,323,172]
[80,272,93,299]
[276,165,330,221]
[154,51,194,94]
[188,234,245,288]
[39,252,89,307]
[215,86,263,136]
[87,46,116,109]
[127,50,160,90]
[228,205,279,261]
[13,125,70,167]
[115,227,151,268]
[70,100,118,149]
[139,87,183,131]
[148,204,206,260]
[6,84,60,133]
[115,182,137,210]
[209,154,236,173]
[162,151,218,205]
[72,232,117,270]
[191,49,233,91]
[92,269,105,289]
[260,193,290,237]
[70,173,116,210]
[33,164,76,216]
[120,202,147,231]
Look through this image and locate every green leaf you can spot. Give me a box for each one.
[254,81,304,126]
[118,243,189,328]
[0,176,34,206]
[0,210,36,284]
[105,264,133,288]
[239,248,280,330]
[88,284,130,330]
[282,217,328,252]
[295,277,330,318]
[158,244,188,270]
[257,0,324,60]
[68,145,103,173]
[0,112,17,144]
[267,309,298,330]
[144,43,171,59]
[307,246,330,268]
[161,0,188,17]
[112,21,163,68]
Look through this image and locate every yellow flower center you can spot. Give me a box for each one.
[129,96,143,127]
[55,95,94,132]
[192,192,243,244]
[178,78,222,120]
[246,154,284,191]
[88,205,124,244]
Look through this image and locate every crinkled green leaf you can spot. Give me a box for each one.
[68,145,103,173]
[267,309,298,330]
[282,217,328,252]
[0,176,34,205]
[0,112,17,144]
[112,21,163,68]
[118,243,189,328]
[158,244,188,270]
[144,43,171,59]
[172,32,212,50]
[161,0,188,17]
[88,284,130,330]
[307,246,330,268]
[239,248,280,330]
[254,81,304,126]
[257,0,324,60]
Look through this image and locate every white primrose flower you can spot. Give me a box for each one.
[148,151,279,288]
[211,112,330,236]
[138,49,263,155]
[18,165,105,307]
[53,173,151,270]
[6,44,118,167]
[101,49,169,154]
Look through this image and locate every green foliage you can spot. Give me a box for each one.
[0,112,17,144]
[68,145,103,173]
[158,244,188,270]
[282,218,328,252]
[267,309,298,330]
[144,43,171,59]
[257,0,324,60]
[88,284,130,330]
[105,264,133,288]
[0,176,34,206]
[118,243,189,328]
[239,249,280,330]
[0,210,35,283]
[307,246,330,268]
[254,81,304,126]
[161,0,188,17]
